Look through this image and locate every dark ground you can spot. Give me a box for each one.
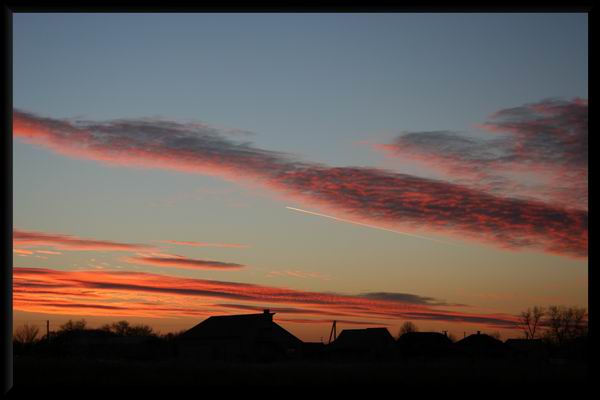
[12,356,588,387]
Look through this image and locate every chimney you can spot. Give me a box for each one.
[263,309,273,322]
[477,331,481,335]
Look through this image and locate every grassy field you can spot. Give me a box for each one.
[12,356,588,386]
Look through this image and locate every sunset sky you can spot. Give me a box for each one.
[13,13,588,342]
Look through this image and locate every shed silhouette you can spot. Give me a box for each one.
[177,309,302,362]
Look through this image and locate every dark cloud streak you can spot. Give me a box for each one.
[14,105,587,258]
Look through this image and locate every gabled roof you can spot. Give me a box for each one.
[179,311,302,346]
[332,328,395,348]
[455,333,506,356]
[456,333,503,347]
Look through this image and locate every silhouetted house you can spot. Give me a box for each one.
[397,332,453,358]
[505,339,547,360]
[455,332,506,358]
[329,328,396,361]
[177,310,303,362]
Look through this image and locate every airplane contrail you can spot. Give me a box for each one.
[286,206,453,245]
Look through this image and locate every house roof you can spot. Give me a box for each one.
[179,310,302,346]
[455,333,506,355]
[332,328,395,348]
[456,333,503,347]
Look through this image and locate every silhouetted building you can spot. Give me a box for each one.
[397,332,453,358]
[455,332,506,358]
[505,339,547,360]
[177,309,303,362]
[329,327,396,361]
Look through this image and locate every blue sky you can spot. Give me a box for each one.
[14,13,587,161]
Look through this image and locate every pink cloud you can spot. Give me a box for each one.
[370,98,587,211]
[13,108,587,258]
[14,229,154,252]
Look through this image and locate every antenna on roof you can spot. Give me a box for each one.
[328,320,337,344]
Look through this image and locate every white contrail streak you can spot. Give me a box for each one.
[286,206,452,245]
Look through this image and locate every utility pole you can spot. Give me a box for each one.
[46,320,50,341]
[328,320,337,344]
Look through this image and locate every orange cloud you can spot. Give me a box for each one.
[13,249,33,255]
[13,267,519,329]
[14,229,154,252]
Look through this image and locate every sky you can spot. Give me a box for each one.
[13,13,588,342]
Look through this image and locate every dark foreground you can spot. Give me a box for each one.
[13,356,588,386]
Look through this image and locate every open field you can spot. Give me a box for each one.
[13,356,588,386]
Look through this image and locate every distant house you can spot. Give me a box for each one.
[455,331,506,358]
[397,332,453,357]
[177,309,303,362]
[505,339,547,360]
[329,327,396,360]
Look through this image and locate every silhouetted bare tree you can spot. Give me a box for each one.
[60,319,87,332]
[519,306,545,339]
[398,321,418,338]
[14,324,39,345]
[127,324,155,337]
[544,306,588,345]
[101,320,155,337]
[111,320,131,336]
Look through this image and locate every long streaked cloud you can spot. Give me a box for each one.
[13,107,587,258]
[14,229,154,252]
[373,98,588,210]
[278,318,392,327]
[359,292,466,307]
[13,267,518,329]
[124,254,244,271]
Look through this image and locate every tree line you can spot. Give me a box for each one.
[395,305,588,345]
